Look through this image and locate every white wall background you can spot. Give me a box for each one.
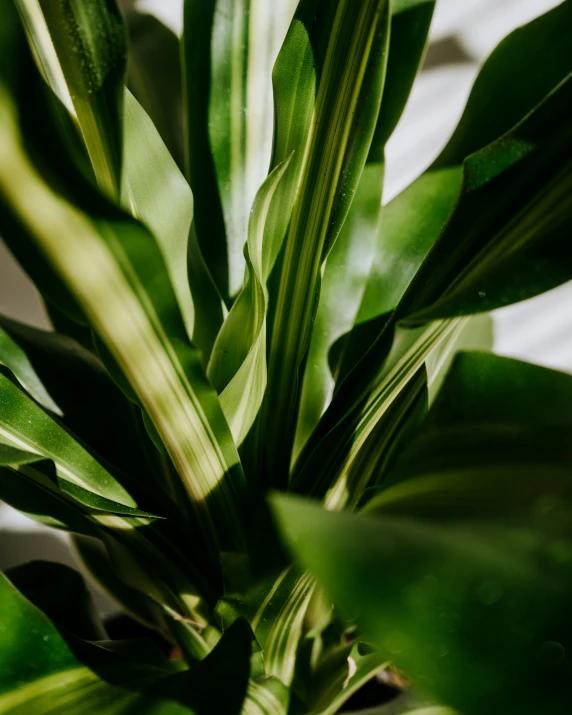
[1,0,570,608]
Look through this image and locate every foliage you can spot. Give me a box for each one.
[0,0,572,713]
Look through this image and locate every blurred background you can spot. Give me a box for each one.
[1,0,570,614]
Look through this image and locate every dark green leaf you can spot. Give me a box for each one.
[0,316,158,495]
[7,560,106,641]
[182,0,229,301]
[148,618,252,715]
[0,571,193,713]
[273,354,572,715]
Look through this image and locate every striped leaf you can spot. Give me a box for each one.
[261,0,391,487]
[206,0,299,297]
[207,159,291,444]
[221,566,316,687]
[294,0,435,458]
[0,20,247,552]
[293,56,572,508]
[243,677,290,715]
[28,0,127,200]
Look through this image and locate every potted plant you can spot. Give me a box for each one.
[1,0,572,712]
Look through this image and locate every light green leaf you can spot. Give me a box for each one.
[208,159,291,444]
[311,642,388,715]
[121,89,224,360]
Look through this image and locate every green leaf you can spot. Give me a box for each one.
[274,493,572,715]
[310,642,388,715]
[424,314,494,404]
[219,563,315,687]
[262,0,391,487]
[121,89,224,360]
[337,0,572,381]
[125,10,185,171]
[243,676,291,715]
[71,534,162,632]
[1,451,211,632]
[332,166,462,385]
[0,571,193,714]
[0,322,61,415]
[402,81,572,323]
[0,316,160,496]
[294,0,435,456]
[0,372,137,508]
[148,618,252,715]
[0,464,98,536]
[205,0,298,297]
[436,0,572,168]
[291,365,428,509]
[182,0,229,301]
[208,159,291,444]
[293,161,383,463]
[31,0,127,200]
[0,14,247,552]
[7,560,107,641]
[19,1,223,364]
[272,354,572,715]
[373,352,572,497]
[294,67,572,511]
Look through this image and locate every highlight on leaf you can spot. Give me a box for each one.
[1,0,572,713]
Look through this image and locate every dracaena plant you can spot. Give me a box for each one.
[1,0,572,713]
